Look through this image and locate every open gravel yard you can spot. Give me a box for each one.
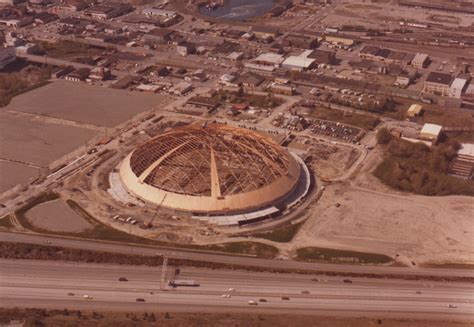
[5,80,167,127]
[292,184,474,266]
[0,161,38,194]
[26,199,91,233]
[0,111,97,167]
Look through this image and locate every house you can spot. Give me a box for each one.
[422,72,453,97]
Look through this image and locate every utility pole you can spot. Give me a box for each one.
[160,256,168,291]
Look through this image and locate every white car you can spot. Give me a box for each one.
[83,295,93,300]
[448,304,457,308]
[221,294,231,298]
[227,288,235,292]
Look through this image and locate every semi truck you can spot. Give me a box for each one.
[168,280,200,287]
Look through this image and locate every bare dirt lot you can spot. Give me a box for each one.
[292,184,474,266]
[305,142,359,180]
[0,111,97,167]
[0,161,37,194]
[5,80,167,127]
[25,198,91,233]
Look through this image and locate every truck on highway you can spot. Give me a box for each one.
[168,280,200,287]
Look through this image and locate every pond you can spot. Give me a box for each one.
[199,0,276,20]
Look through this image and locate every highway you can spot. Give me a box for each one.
[1,259,473,319]
[1,231,474,280]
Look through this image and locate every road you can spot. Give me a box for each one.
[1,259,472,319]
[1,231,474,280]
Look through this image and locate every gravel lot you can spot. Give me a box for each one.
[0,111,97,167]
[0,161,38,194]
[293,184,474,266]
[5,80,167,127]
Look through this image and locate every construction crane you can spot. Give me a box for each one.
[146,194,167,228]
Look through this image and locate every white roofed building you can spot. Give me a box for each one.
[420,123,442,142]
[282,55,316,71]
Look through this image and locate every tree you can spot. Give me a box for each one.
[376,128,392,144]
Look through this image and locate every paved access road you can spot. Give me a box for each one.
[1,259,473,319]
[1,231,474,280]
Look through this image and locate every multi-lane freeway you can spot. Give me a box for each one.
[1,259,473,320]
[2,231,474,280]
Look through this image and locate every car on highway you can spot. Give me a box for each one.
[448,304,457,308]
[227,288,235,292]
[416,291,422,294]
[83,295,93,300]
[221,294,231,298]
[281,296,290,300]
[248,300,258,305]
[259,299,267,302]
[136,298,146,302]
[343,279,353,283]
[67,292,75,296]
[118,277,128,282]
[42,240,52,245]
[301,290,310,294]
[311,278,319,282]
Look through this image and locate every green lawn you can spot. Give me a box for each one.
[252,221,304,243]
[295,247,393,264]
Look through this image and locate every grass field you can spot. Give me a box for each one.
[0,215,13,229]
[252,221,304,243]
[295,247,393,265]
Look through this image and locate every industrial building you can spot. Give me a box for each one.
[411,53,428,68]
[422,72,453,97]
[118,123,310,225]
[419,123,442,142]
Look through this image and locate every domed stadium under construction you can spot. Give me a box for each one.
[119,123,310,225]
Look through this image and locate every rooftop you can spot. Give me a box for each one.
[425,72,453,86]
